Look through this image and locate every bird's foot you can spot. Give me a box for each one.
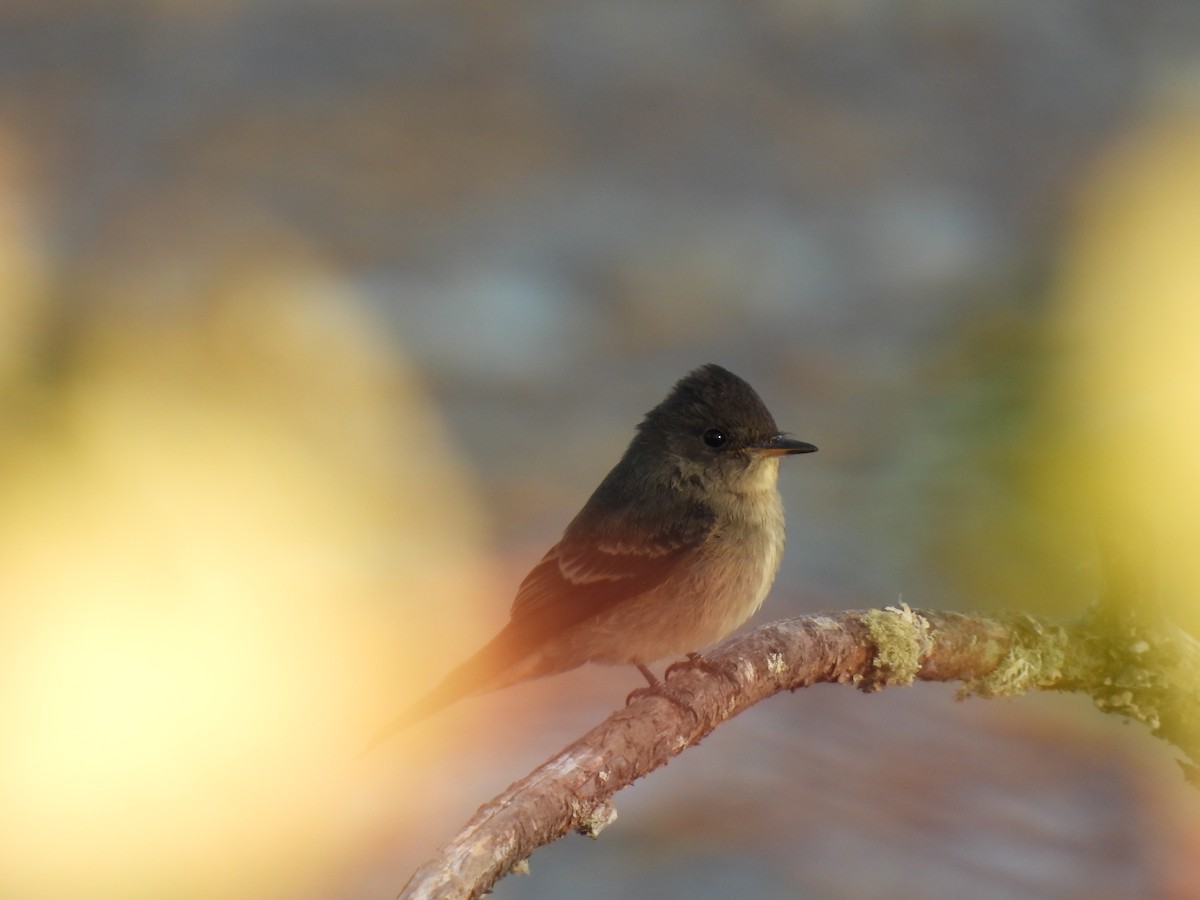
[665,651,738,685]
[625,664,695,717]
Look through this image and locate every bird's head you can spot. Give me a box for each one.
[637,364,816,490]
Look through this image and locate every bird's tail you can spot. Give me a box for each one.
[361,623,571,754]
[359,681,469,755]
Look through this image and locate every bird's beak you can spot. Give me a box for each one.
[751,434,818,457]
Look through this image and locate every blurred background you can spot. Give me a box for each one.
[2,1,1200,898]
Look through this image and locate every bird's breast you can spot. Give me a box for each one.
[713,484,786,621]
[541,473,790,669]
[591,485,786,664]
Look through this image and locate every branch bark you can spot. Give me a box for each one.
[396,604,1200,900]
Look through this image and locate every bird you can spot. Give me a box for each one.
[367,363,815,747]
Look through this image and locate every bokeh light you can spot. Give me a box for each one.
[0,206,492,897]
[1047,115,1200,633]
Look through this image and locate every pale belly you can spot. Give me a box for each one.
[572,487,787,665]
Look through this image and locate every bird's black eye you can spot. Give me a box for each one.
[702,428,728,449]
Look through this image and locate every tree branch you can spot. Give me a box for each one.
[396,604,1200,900]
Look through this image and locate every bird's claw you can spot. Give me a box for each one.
[665,651,711,679]
[664,651,737,684]
[624,680,695,717]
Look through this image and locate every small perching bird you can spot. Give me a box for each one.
[368,364,816,748]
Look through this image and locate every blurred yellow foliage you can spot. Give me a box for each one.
[0,197,491,898]
[1049,116,1200,633]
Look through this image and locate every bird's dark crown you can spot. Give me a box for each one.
[637,364,781,452]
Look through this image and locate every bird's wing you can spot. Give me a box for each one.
[507,499,717,645]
